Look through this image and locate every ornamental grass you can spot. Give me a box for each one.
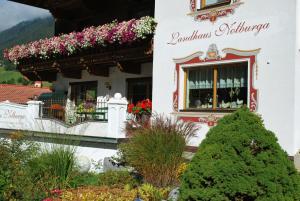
[119,115,199,187]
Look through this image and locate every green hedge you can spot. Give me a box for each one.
[180,108,300,201]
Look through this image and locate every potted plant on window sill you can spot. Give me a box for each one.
[127,99,152,124]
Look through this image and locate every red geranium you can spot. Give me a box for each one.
[127,99,152,115]
[127,103,134,113]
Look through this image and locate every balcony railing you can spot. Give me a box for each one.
[39,98,108,124]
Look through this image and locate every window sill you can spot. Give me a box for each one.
[180,108,237,113]
[171,110,231,119]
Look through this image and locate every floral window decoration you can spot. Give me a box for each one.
[3,16,156,64]
[189,0,243,23]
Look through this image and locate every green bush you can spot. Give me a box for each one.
[0,132,39,201]
[180,108,300,201]
[69,172,100,188]
[119,115,198,187]
[30,143,76,190]
[138,183,170,201]
[98,170,139,187]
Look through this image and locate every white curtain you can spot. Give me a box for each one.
[188,67,213,89]
[218,66,247,88]
[206,0,227,6]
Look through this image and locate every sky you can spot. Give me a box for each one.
[0,0,51,32]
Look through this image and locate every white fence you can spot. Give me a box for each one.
[0,93,128,138]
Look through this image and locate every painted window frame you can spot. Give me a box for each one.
[182,61,249,112]
[197,0,231,10]
[173,47,260,114]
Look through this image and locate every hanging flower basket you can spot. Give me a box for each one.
[4,16,156,64]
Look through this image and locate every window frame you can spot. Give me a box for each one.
[70,81,98,105]
[126,77,152,104]
[181,60,250,112]
[197,0,231,10]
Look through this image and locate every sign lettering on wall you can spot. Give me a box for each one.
[167,21,270,45]
[0,110,26,120]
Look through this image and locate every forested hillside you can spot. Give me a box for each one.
[0,17,54,84]
[0,16,54,70]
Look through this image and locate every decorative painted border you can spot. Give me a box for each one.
[179,114,222,127]
[172,44,260,123]
[189,0,243,23]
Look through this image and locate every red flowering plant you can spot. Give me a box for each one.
[127,99,152,116]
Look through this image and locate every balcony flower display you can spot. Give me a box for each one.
[76,101,96,113]
[3,16,156,64]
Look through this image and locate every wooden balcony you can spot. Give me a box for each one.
[17,39,153,81]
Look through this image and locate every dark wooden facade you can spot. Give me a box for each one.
[9,0,155,35]
[9,0,155,81]
[18,40,153,81]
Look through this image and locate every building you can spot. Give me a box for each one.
[0,84,51,104]
[2,0,300,161]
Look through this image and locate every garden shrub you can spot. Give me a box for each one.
[53,184,169,201]
[98,170,139,187]
[60,186,137,201]
[0,132,40,201]
[138,183,170,201]
[69,172,100,188]
[30,143,76,190]
[119,115,198,187]
[180,108,300,201]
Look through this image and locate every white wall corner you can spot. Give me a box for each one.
[294,0,300,156]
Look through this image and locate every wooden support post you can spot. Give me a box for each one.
[213,67,218,109]
[184,70,187,109]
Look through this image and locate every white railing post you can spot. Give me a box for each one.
[107,93,128,138]
[27,100,43,119]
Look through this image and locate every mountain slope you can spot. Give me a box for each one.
[0,17,54,83]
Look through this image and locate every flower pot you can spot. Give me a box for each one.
[135,113,151,124]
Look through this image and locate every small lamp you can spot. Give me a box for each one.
[104,82,112,90]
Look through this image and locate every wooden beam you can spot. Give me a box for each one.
[117,61,141,74]
[21,72,40,81]
[89,64,110,77]
[16,39,153,75]
[37,71,57,81]
[21,71,57,82]
[61,69,82,79]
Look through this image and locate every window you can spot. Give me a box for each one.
[197,0,231,10]
[70,81,98,104]
[127,77,152,104]
[185,62,248,110]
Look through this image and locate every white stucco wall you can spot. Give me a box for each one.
[153,0,298,155]
[294,0,300,154]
